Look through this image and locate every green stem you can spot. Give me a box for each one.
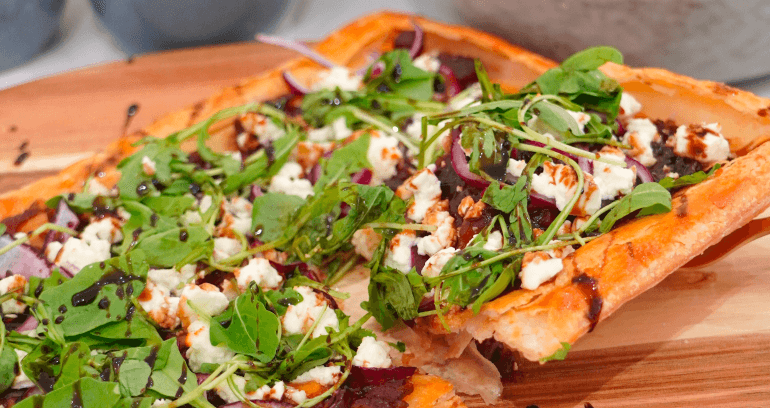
[0,223,79,257]
[349,108,419,152]
[364,222,437,232]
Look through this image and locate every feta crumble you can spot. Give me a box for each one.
[147,264,197,295]
[416,210,455,256]
[57,237,112,273]
[234,258,283,291]
[141,156,156,176]
[352,336,392,368]
[507,159,526,177]
[383,230,417,273]
[366,131,403,185]
[269,162,315,199]
[307,117,353,142]
[421,247,458,278]
[185,320,235,372]
[619,92,642,119]
[396,167,442,222]
[12,349,34,389]
[531,162,601,215]
[177,283,229,327]
[592,147,636,200]
[293,365,342,386]
[138,281,180,329]
[312,66,362,92]
[483,231,504,251]
[413,54,441,73]
[669,122,731,164]
[212,237,242,262]
[351,228,382,261]
[622,118,660,167]
[282,286,339,338]
[0,275,27,315]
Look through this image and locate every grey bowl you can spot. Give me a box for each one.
[0,0,66,71]
[454,0,770,83]
[90,0,289,54]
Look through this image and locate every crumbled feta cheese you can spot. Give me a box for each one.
[622,118,660,167]
[234,258,282,291]
[448,83,482,110]
[507,159,526,178]
[178,283,230,327]
[57,237,112,273]
[0,275,27,315]
[413,54,441,73]
[12,349,33,389]
[293,365,342,386]
[666,172,680,179]
[313,67,362,92]
[147,264,196,295]
[405,113,440,140]
[81,218,123,245]
[221,196,252,235]
[45,241,63,263]
[619,92,642,119]
[669,123,731,164]
[199,195,213,213]
[421,247,457,278]
[282,286,339,338]
[185,320,235,372]
[182,210,203,225]
[141,156,157,176]
[138,281,180,329]
[253,115,286,144]
[592,147,636,200]
[416,210,455,256]
[519,254,565,290]
[531,162,601,216]
[351,228,382,261]
[566,110,591,132]
[352,336,392,368]
[212,237,242,262]
[307,117,353,142]
[87,179,112,196]
[483,231,504,251]
[383,230,417,273]
[152,399,170,407]
[396,168,442,222]
[253,381,285,401]
[285,386,307,404]
[366,131,403,185]
[269,162,314,199]
[216,376,286,403]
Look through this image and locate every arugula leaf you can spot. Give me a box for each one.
[0,223,6,237]
[658,164,721,190]
[482,178,528,213]
[531,100,583,136]
[39,251,148,337]
[474,59,504,102]
[251,192,306,242]
[15,377,122,408]
[540,342,571,362]
[210,291,280,362]
[600,183,672,233]
[147,340,199,400]
[366,267,425,329]
[53,342,91,391]
[0,345,16,393]
[471,259,519,314]
[117,141,186,200]
[276,336,333,379]
[561,46,623,71]
[365,50,436,101]
[264,287,302,316]
[441,247,505,307]
[133,225,211,267]
[313,133,371,191]
[140,196,195,217]
[46,193,119,214]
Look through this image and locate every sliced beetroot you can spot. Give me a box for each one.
[350,168,372,185]
[0,236,52,279]
[410,246,428,275]
[249,185,264,201]
[346,366,416,387]
[326,366,417,408]
[437,54,478,91]
[14,314,38,333]
[45,200,79,246]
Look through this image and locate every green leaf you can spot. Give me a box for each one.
[600,183,672,233]
[531,100,583,136]
[147,340,199,400]
[38,251,149,337]
[140,196,195,217]
[15,377,122,408]
[0,223,6,237]
[658,164,721,190]
[365,50,436,101]
[133,226,212,267]
[441,247,505,307]
[118,360,152,396]
[251,192,306,242]
[54,343,91,390]
[540,342,571,362]
[117,141,185,200]
[210,292,280,362]
[560,46,623,71]
[314,134,371,191]
[482,178,528,213]
[0,345,16,393]
[366,267,425,329]
[471,259,518,314]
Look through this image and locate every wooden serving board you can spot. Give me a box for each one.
[1,43,768,407]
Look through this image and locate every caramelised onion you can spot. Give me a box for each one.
[439,64,461,97]
[346,366,417,387]
[282,71,310,96]
[256,34,337,68]
[529,192,557,208]
[625,155,654,183]
[350,168,372,185]
[450,129,489,189]
[408,22,424,59]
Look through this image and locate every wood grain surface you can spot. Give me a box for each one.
[1,42,768,407]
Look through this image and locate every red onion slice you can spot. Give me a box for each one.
[249,185,263,201]
[16,315,38,333]
[625,155,654,183]
[529,192,557,208]
[369,61,385,79]
[408,22,424,59]
[308,163,322,185]
[282,71,309,96]
[439,64,461,97]
[347,366,417,387]
[0,237,52,278]
[450,129,489,189]
[578,155,593,175]
[525,141,578,161]
[256,34,337,68]
[350,168,372,185]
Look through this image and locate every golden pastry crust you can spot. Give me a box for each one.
[2,10,770,392]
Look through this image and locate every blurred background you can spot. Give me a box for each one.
[1,0,769,91]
